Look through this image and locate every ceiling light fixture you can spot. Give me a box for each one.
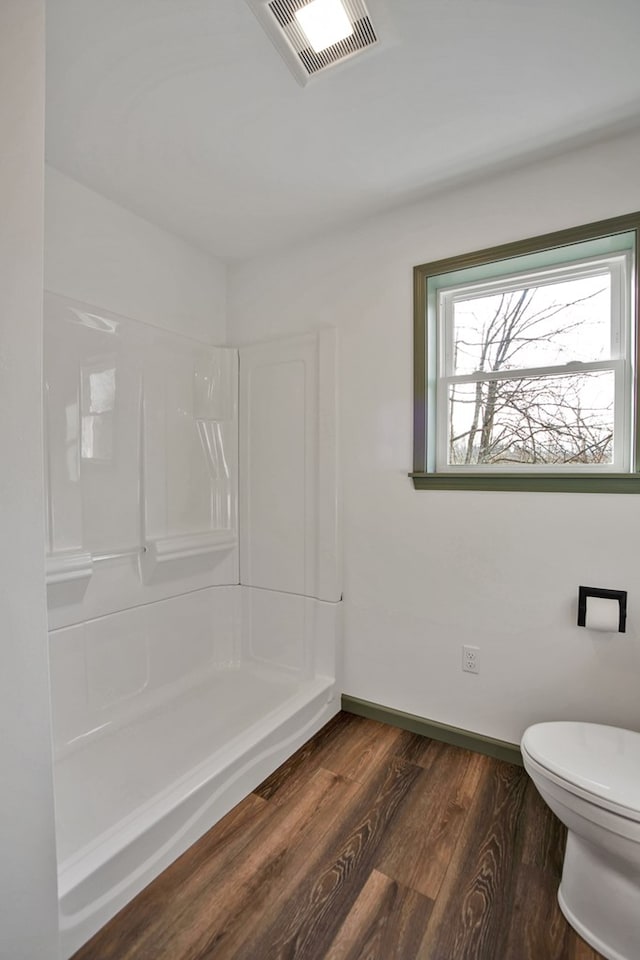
[245,0,381,85]
[294,0,354,54]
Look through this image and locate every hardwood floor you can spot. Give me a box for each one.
[72,712,604,960]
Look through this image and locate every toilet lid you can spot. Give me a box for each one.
[522,721,640,818]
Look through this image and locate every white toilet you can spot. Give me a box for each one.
[521,721,640,960]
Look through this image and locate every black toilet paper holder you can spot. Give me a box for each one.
[577,585,627,633]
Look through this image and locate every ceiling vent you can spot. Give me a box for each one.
[246,0,380,85]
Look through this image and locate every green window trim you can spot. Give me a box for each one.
[413,211,640,493]
[409,472,640,494]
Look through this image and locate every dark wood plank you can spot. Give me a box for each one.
[497,775,571,960]
[376,741,484,900]
[254,710,358,801]
[323,869,433,960]
[569,937,606,960]
[519,778,566,876]
[320,715,404,785]
[393,728,440,768]
[501,863,570,960]
[231,754,422,960]
[417,758,529,960]
[256,712,404,809]
[160,767,365,960]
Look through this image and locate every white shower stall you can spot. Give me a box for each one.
[44,293,342,958]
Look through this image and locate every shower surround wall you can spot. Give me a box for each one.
[45,293,341,957]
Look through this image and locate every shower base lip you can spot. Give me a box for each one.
[57,670,338,959]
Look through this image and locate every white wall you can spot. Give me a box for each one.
[0,2,60,957]
[45,166,226,343]
[229,128,640,744]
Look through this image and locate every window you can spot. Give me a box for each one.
[412,212,640,492]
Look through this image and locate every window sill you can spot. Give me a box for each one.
[409,472,640,493]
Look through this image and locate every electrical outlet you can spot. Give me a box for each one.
[462,644,480,674]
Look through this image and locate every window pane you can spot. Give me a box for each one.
[448,370,615,466]
[452,274,611,375]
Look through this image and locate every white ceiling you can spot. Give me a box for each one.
[45,0,640,262]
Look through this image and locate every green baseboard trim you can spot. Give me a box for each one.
[341,695,523,767]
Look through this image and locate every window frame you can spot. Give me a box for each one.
[412,211,640,493]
